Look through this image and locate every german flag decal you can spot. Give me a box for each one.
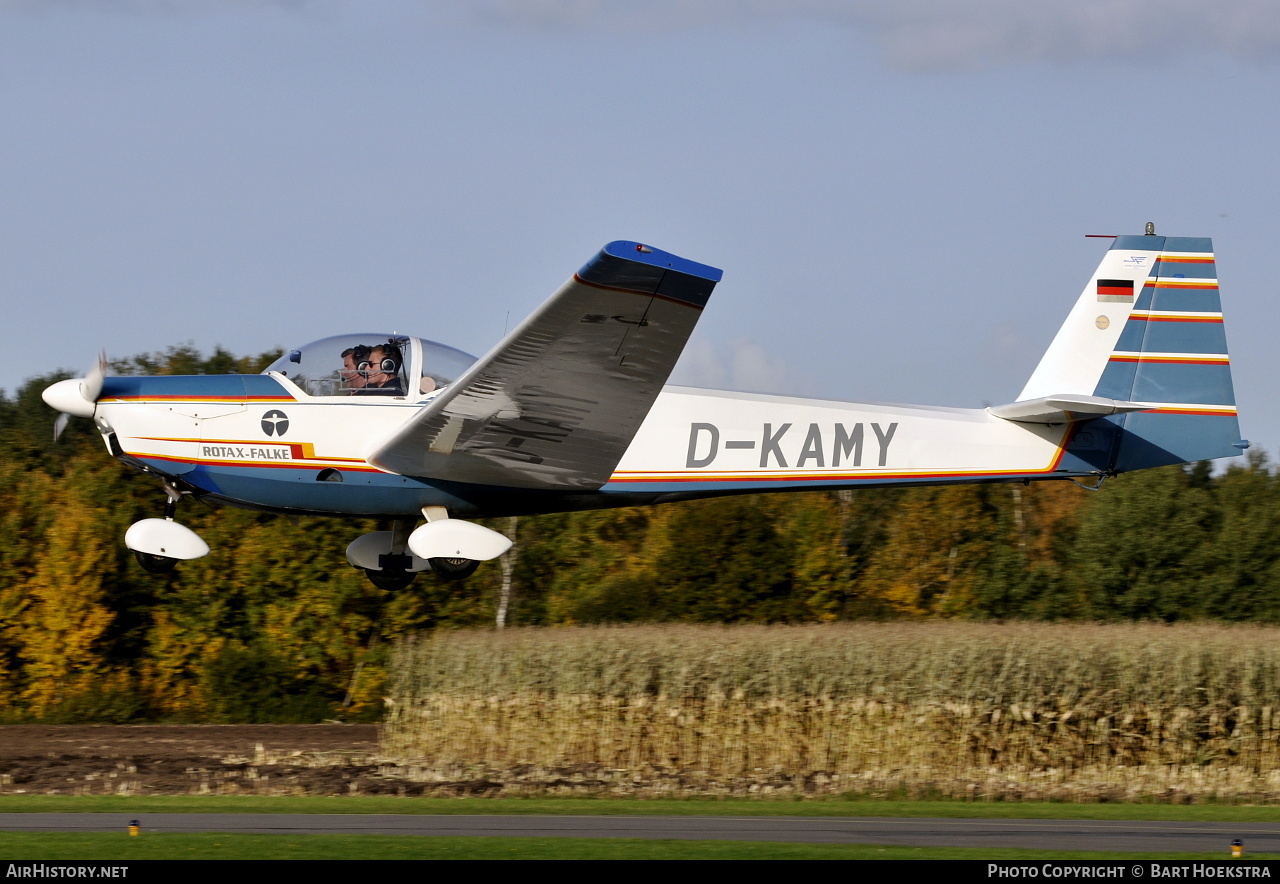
[1097,278,1135,302]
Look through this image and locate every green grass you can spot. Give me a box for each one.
[5,794,1280,822]
[0,832,1276,861]
[4,796,1278,860]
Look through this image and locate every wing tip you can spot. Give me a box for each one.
[578,241,723,308]
[601,241,723,283]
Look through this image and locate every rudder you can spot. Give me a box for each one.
[1096,235,1243,470]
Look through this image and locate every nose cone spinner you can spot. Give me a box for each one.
[43,353,106,440]
[42,377,99,418]
[42,352,105,420]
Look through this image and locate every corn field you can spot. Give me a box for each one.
[382,623,1280,801]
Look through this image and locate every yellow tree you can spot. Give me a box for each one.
[0,454,41,710]
[770,492,851,621]
[15,472,115,714]
[1022,481,1089,568]
[140,608,221,716]
[855,485,992,617]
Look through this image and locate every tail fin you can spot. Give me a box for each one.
[1013,233,1243,471]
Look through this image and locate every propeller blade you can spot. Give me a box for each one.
[81,350,106,402]
[53,413,69,441]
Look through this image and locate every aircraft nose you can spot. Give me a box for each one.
[42,377,98,417]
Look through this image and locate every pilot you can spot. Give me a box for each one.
[357,342,405,396]
[340,345,371,393]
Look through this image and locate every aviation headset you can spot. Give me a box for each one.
[358,341,402,374]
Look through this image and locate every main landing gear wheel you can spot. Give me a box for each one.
[126,481,209,576]
[430,557,479,581]
[364,568,417,591]
[134,551,178,574]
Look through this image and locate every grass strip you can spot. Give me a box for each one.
[4,794,1280,822]
[1,832,1278,861]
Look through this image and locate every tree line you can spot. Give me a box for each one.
[1,345,1276,722]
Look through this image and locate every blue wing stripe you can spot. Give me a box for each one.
[577,241,722,308]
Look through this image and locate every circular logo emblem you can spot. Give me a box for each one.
[261,410,289,437]
[1095,315,1110,330]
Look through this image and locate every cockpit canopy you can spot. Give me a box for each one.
[263,334,477,399]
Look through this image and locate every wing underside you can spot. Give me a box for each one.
[366,241,722,489]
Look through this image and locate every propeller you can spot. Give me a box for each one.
[44,351,107,441]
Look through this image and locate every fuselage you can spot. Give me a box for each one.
[92,371,1103,520]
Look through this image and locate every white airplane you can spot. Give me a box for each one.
[43,229,1245,589]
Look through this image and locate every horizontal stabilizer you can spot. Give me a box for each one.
[987,394,1150,425]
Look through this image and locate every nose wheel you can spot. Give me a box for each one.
[134,485,182,573]
[126,481,209,575]
[135,551,178,574]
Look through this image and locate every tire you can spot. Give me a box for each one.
[429,557,479,581]
[364,568,417,591]
[134,551,178,575]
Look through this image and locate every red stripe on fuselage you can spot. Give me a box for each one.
[107,395,294,403]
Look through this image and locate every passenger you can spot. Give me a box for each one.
[357,342,405,396]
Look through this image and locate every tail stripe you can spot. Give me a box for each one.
[1144,404,1237,416]
[1155,253,1216,263]
[1129,310,1222,322]
[1110,353,1230,365]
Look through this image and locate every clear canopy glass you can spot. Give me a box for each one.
[263,334,476,399]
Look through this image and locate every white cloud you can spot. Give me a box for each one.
[13,1,1280,68]
[670,337,816,396]
[853,0,1280,70]
[459,0,1280,69]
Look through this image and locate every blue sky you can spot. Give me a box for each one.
[4,1,1278,459]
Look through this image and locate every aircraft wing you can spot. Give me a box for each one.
[366,241,722,489]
